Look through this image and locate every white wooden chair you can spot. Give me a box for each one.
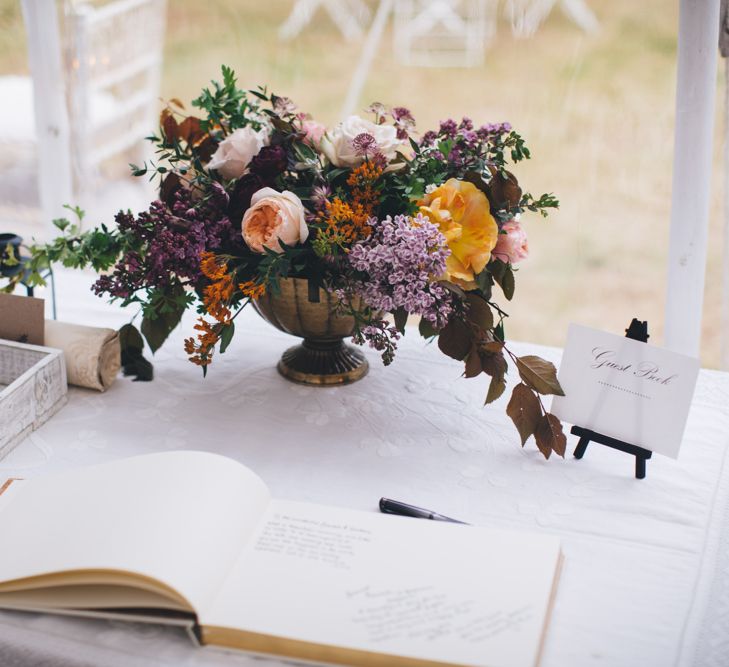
[393,0,496,68]
[505,0,598,38]
[3,0,165,234]
[279,0,372,42]
[64,0,166,203]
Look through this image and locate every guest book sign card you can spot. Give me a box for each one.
[550,324,699,458]
[0,292,44,345]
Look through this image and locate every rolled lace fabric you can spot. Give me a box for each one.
[44,320,121,392]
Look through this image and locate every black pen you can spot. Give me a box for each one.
[379,498,469,524]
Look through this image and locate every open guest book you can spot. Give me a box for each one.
[0,451,562,667]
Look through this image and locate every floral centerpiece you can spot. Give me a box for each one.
[13,66,566,459]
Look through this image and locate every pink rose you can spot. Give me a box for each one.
[492,218,529,264]
[207,126,269,180]
[242,187,309,253]
[302,120,326,147]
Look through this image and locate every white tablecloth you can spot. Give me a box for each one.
[1,276,728,667]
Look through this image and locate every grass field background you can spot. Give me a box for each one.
[0,1,726,367]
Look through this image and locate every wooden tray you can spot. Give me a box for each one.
[0,340,67,460]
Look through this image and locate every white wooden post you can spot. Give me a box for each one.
[664,0,720,357]
[20,0,73,230]
[721,0,729,370]
[69,5,91,213]
[723,59,729,369]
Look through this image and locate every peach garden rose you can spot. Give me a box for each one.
[241,187,309,253]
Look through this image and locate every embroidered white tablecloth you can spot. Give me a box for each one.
[0,271,728,667]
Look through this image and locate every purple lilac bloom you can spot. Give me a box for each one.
[476,122,512,139]
[420,130,437,146]
[352,319,401,365]
[93,188,239,300]
[448,145,465,168]
[461,130,478,146]
[459,117,474,131]
[439,119,458,138]
[346,213,454,330]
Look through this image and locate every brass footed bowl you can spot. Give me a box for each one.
[252,277,368,385]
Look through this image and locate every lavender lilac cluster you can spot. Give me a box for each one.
[351,318,401,366]
[93,188,239,300]
[421,117,512,147]
[415,118,512,176]
[346,213,454,328]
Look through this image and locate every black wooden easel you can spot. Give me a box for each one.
[571,318,653,479]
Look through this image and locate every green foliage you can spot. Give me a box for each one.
[2,206,125,293]
[140,284,191,352]
[519,192,560,218]
[192,65,262,133]
[218,320,235,353]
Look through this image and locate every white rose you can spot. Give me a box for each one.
[207,126,269,180]
[241,187,309,253]
[320,115,402,168]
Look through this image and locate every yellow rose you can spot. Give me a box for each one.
[418,179,498,289]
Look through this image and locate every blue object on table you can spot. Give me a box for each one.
[0,233,56,319]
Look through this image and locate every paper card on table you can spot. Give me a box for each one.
[550,324,699,458]
[0,292,44,345]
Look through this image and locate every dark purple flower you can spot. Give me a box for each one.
[459,117,474,131]
[250,145,288,179]
[228,173,266,225]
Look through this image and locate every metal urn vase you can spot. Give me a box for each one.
[252,277,368,385]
